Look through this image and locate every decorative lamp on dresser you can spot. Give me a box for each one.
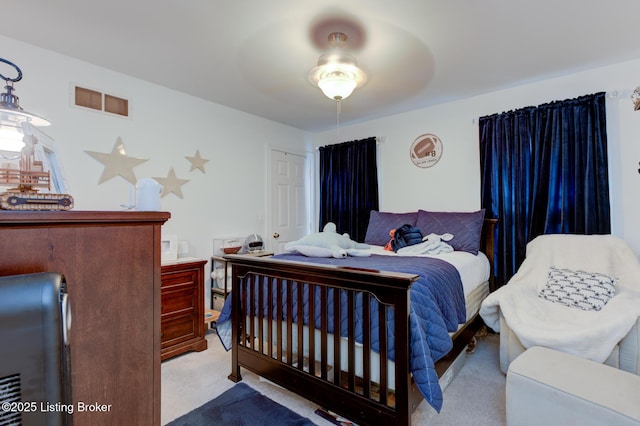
[160,257,208,360]
[0,210,170,426]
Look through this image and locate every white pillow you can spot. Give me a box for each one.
[538,267,617,311]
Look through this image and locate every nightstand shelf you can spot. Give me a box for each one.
[209,251,272,324]
[204,308,220,324]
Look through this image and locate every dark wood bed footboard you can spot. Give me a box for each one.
[226,256,420,425]
[225,218,496,426]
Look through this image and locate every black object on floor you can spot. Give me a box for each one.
[166,382,317,426]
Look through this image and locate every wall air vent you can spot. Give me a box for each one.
[0,373,22,425]
[74,85,129,117]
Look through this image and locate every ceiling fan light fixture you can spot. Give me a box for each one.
[316,70,359,101]
[308,32,366,101]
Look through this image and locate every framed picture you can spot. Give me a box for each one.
[161,234,178,262]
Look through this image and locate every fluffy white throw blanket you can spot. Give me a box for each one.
[480,234,640,362]
[397,233,454,255]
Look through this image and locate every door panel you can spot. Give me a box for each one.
[270,149,308,254]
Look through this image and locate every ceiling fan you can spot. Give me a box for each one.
[236,10,434,121]
[307,31,367,101]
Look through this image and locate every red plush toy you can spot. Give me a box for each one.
[384,229,396,251]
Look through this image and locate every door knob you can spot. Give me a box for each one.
[273,232,280,239]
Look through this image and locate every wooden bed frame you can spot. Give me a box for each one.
[225,218,496,426]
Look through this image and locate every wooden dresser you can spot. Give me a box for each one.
[160,258,208,360]
[0,210,170,426]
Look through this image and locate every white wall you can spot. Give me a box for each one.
[312,58,640,254]
[5,33,640,263]
[1,35,313,281]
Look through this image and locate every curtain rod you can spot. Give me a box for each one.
[314,137,384,151]
[471,89,635,124]
[606,89,631,99]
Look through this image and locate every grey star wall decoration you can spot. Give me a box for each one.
[85,137,148,184]
[185,150,209,173]
[153,167,189,199]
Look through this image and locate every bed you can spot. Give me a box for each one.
[216,210,496,426]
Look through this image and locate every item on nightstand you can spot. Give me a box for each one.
[213,237,246,256]
[246,233,264,253]
[222,238,243,254]
[212,266,232,290]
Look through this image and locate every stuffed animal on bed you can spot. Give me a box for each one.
[284,222,371,258]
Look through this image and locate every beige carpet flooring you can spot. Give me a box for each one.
[161,329,506,425]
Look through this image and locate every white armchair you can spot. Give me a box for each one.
[480,234,640,374]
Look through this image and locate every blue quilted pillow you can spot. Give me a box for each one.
[416,209,485,254]
[364,211,418,246]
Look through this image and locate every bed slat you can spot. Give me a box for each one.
[333,288,342,388]
[362,292,371,399]
[379,305,389,407]
[286,282,293,365]
[308,283,316,377]
[320,286,328,380]
[267,279,273,358]
[347,290,355,392]
[258,274,264,354]
[276,278,283,362]
[296,281,304,369]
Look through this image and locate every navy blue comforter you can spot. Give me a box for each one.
[216,254,465,412]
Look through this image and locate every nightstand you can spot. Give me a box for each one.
[160,258,208,361]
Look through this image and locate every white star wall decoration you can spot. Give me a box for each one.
[85,137,148,184]
[185,150,209,173]
[154,167,189,199]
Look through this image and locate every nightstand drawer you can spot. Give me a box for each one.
[161,285,196,315]
[161,269,198,288]
[161,313,196,347]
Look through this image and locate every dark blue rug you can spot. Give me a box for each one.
[166,382,317,425]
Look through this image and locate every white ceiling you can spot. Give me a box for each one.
[2,1,640,132]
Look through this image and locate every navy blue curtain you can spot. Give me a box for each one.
[480,92,610,288]
[319,137,379,242]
